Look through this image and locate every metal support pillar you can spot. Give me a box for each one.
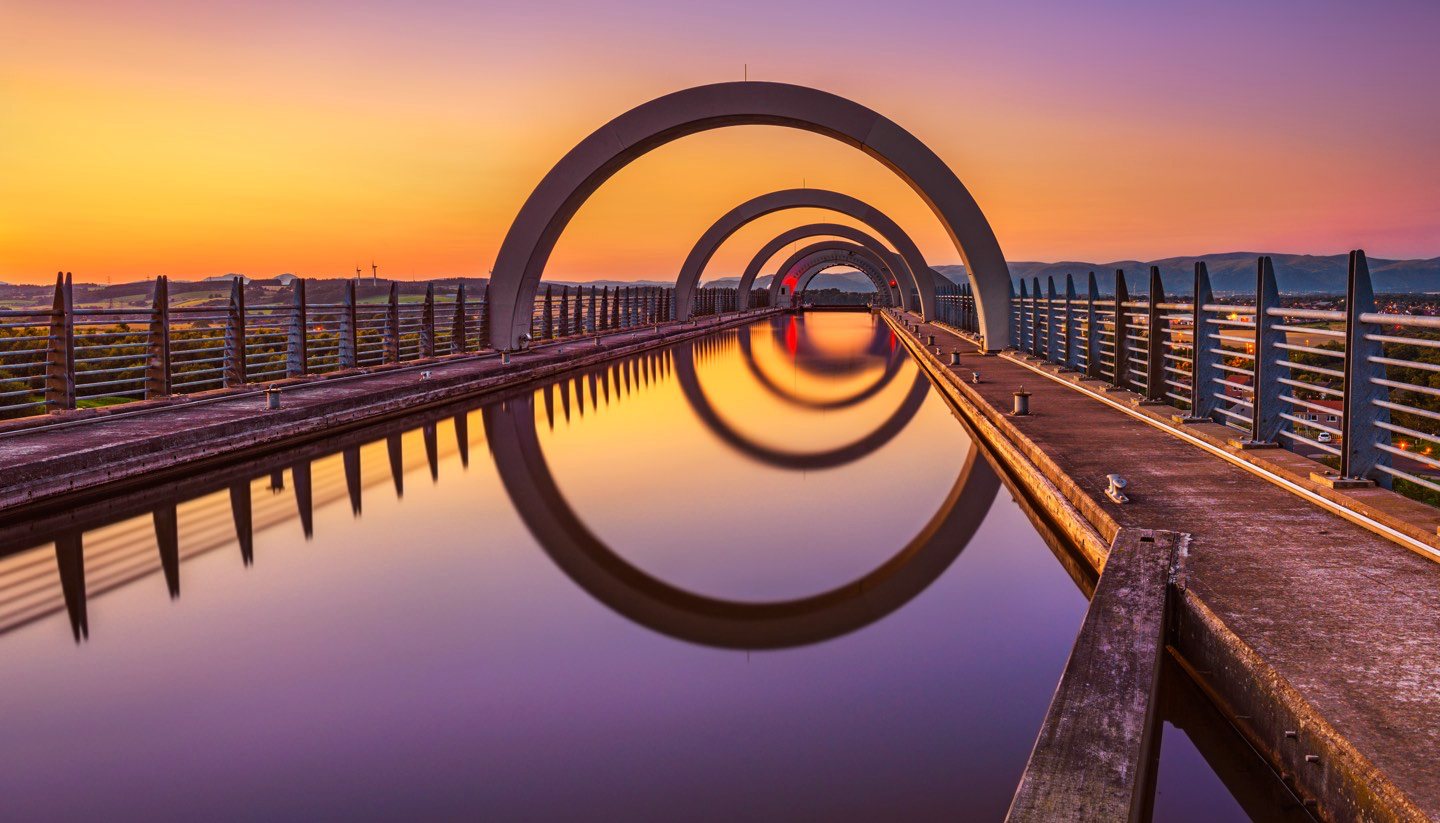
[1085,273,1101,380]
[1063,274,1078,369]
[286,278,308,377]
[224,277,247,386]
[420,284,436,358]
[452,284,468,354]
[1145,266,1166,402]
[1190,263,1219,421]
[1046,276,1059,363]
[1030,277,1042,357]
[338,280,358,368]
[1341,250,1392,485]
[383,282,400,363]
[1251,257,1285,444]
[1113,270,1131,391]
[1017,279,1029,352]
[44,272,75,412]
[145,275,171,398]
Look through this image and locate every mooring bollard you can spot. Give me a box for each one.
[927,334,936,346]
[950,351,961,365]
[501,350,511,365]
[1012,388,1031,416]
[971,370,981,384]
[265,385,281,410]
[1105,474,1129,504]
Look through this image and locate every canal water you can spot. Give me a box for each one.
[0,312,1294,820]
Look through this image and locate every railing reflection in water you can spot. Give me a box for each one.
[0,314,948,647]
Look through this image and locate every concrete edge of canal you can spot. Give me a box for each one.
[879,307,1431,823]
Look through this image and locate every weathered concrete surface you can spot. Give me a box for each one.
[0,311,778,518]
[1008,529,1184,822]
[884,310,1440,822]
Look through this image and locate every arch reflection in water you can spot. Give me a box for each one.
[739,315,904,411]
[484,389,999,650]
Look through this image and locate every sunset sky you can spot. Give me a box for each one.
[3,0,1438,284]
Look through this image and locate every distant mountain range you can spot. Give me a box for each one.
[934,252,1440,295]
[5,253,1437,296]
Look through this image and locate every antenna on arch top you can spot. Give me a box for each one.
[744,63,747,82]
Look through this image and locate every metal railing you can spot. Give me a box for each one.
[691,287,739,317]
[1,275,490,419]
[1,278,749,421]
[935,283,980,335]
[999,252,1440,500]
[527,285,679,341]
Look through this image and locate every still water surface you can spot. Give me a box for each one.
[1,312,1278,819]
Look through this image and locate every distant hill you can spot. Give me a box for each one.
[934,252,1440,294]
[6,252,1436,298]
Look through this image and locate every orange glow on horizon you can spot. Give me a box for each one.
[3,0,1438,285]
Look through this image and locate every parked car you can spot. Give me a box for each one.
[1317,432,1334,444]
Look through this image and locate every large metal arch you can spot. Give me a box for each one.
[675,189,929,313]
[737,222,906,308]
[779,247,892,306]
[481,374,1000,650]
[794,257,882,299]
[767,243,884,307]
[487,81,1012,351]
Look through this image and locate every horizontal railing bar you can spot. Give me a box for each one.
[1375,420,1440,446]
[1276,377,1344,398]
[1374,465,1440,494]
[1277,428,1341,455]
[1376,444,1440,470]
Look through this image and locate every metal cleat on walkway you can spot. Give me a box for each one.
[1106,474,1129,504]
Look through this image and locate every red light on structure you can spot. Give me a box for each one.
[889,280,897,288]
[785,315,798,355]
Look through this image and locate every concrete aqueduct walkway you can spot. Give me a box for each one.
[884,309,1440,822]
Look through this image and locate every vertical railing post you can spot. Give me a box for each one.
[1189,262,1220,421]
[44,272,76,412]
[339,279,358,368]
[1145,266,1166,402]
[420,283,436,358]
[1017,279,1029,352]
[1341,250,1392,485]
[599,287,609,331]
[383,282,400,363]
[558,286,570,338]
[1251,256,1285,444]
[1085,272,1101,380]
[1063,274,1078,369]
[611,286,621,329]
[145,275,171,398]
[1046,276,1059,363]
[287,278,308,377]
[452,283,468,354]
[586,286,597,334]
[1029,277,1042,357]
[224,277,247,386]
[1113,270,1130,391]
[478,283,489,348]
[542,285,554,340]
